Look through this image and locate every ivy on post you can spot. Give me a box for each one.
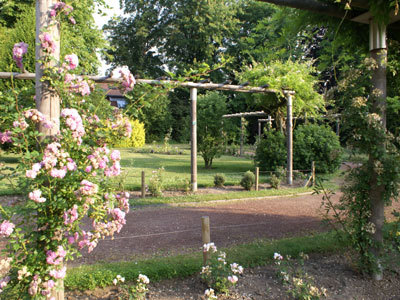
[368,20,387,281]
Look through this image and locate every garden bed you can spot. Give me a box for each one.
[66,252,400,299]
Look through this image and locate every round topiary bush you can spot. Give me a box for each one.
[114,119,146,148]
[240,170,255,191]
[293,124,342,173]
[254,129,287,171]
[214,173,226,187]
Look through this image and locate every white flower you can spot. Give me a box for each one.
[113,278,118,285]
[274,252,283,260]
[138,274,149,284]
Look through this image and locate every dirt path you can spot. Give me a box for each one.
[76,191,383,266]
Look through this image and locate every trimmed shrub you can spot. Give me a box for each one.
[269,174,281,189]
[240,171,255,191]
[214,173,226,187]
[293,124,342,173]
[254,129,287,171]
[114,119,146,148]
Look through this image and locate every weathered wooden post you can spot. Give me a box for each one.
[141,171,146,198]
[255,167,259,191]
[240,117,244,156]
[267,115,272,130]
[201,216,211,265]
[258,120,261,139]
[36,0,61,138]
[190,88,198,192]
[36,1,63,299]
[311,161,315,187]
[369,20,387,281]
[285,91,294,185]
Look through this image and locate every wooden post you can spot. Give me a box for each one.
[311,161,315,187]
[336,118,340,136]
[201,216,211,265]
[190,88,198,192]
[240,117,244,156]
[36,1,63,299]
[258,120,261,139]
[141,171,146,198]
[255,167,259,191]
[267,115,272,130]
[285,92,293,185]
[36,0,61,139]
[369,20,387,281]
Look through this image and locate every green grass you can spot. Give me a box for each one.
[65,231,348,291]
[131,186,312,206]
[115,149,257,191]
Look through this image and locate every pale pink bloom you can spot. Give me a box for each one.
[64,54,79,70]
[29,189,46,203]
[274,253,283,260]
[0,131,12,144]
[49,266,66,279]
[110,150,121,162]
[39,32,57,53]
[63,204,78,225]
[50,9,57,17]
[66,158,77,171]
[12,42,28,70]
[69,17,76,25]
[85,165,92,173]
[111,66,136,93]
[50,168,67,178]
[227,275,238,284]
[26,170,38,179]
[0,221,15,237]
[32,163,42,172]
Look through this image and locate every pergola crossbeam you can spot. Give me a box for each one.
[0,72,281,94]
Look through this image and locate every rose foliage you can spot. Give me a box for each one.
[0,3,135,299]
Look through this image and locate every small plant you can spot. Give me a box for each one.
[214,173,226,187]
[148,167,164,197]
[115,274,150,300]
[240,170,255,191]
[201,242,243,295]
[269,174,281,189]
[275,166,286,180]
[274,252,327,300]
[203,288,218,300]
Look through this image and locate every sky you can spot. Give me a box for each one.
[94,0,125,75]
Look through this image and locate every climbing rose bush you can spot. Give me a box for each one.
[0,5,136,298]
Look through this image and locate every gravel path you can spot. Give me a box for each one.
[76,192,338,265]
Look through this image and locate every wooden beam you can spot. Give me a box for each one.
[256,0,359,19]
[0,72,282,94]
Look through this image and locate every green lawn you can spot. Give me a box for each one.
[0,147,258,195]
[116,148,257,191]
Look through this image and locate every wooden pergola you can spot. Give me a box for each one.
[0,72,295,189]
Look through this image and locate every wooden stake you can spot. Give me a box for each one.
[141,171,146,198]
[190,88,198,192]
[312,161,315,187]
[255,167,259,191]
[201,216,211,265]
